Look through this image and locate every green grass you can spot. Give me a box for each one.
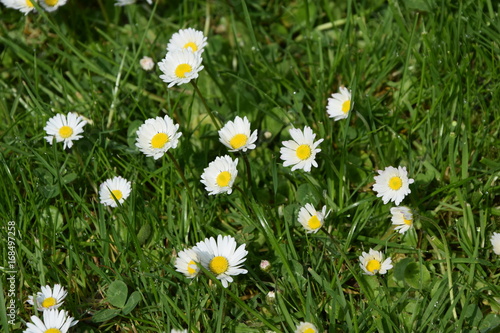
[1,0,500,332]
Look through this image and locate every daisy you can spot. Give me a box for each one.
[158,49,204,88]
[218,116,258,152]
[171,330,187,333]
[174,248,200,279]
[194,235,248,288]
[200,155,238,195]
[167,28,208,55]
[24,309,78,333]
[280,126,324,172]
[1,0,37,14]
[359,248,393,275]
[266,291,276,304]
[27,284,67,311]
[259,260,271,272]
[44,112,87,149]
[135,115,182,160]
[40,0,66,12]
[326,86,352,121]
[491,232,500,255]
[297,204,327,234]
[295,322,318,333]
[390,206,413,234]
[114,0,135,5]
[372,166,414,205]
[99,176,132,208]
[140,56,155,71]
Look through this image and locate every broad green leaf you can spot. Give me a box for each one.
[296,183,320,206]
[404,262,431,289]
[92,309,121,323]
[107,280,128,308]
[121,291,142,315]
[40,206,64,230]
[479,314,500,332]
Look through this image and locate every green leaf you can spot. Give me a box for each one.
[393,257,412,282]
[107,280,128,308]
[479,314,500,333]
[121,291,141,315]
[92,309,121,323]
[34,167,59,198]
[464,304,483,328]
[404,262,431,289]
[62,172,77,184]
[296,183,320,206]
[40,206,64,230]
[137,223,151,245]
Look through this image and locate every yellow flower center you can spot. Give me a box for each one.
[41,297,56,308]
[209,256,229,275]
[45,329,62,333]
[175,63,192,78]
[216,171,231,187]
[366,259,381,273]
[26,0,34,7]
[404,218,412,226]
[183,42,198,52]
[304,328,316,333]
[187,260,197,275]
[307,215,321,230]
[296,144,311,160]
[110,190,123,201]
[151,133,169,149]
[44,0,58,6]
[58,126,73,139]
[342,100,351,113]
[229,134,248,149]
[388,176,402,190]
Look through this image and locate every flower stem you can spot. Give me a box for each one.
[242,153,252,193]
[191,80,221,130]
[166,151,195,202]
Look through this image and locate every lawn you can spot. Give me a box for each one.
[1,0,500,332]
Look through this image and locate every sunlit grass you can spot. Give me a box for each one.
[1,1,500,332]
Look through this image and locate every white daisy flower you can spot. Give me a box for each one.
[218,116,258,152]
[44,112,87,150]
[194,235,248,288]
[372,166,414,205]
[295,322,318,333]
[27,284,67,311]
[99,176,132,208]
[24,309,78,333]
[297,204,327,234]
[491,232,500,255]
[171,329,187,333]
[280,126,324,172]
[359,248,393,275]
[158,49,204,88]
[390,206,413,234]
[114,0,135,5]
[200,155,238,195]
[326,86,352,121]
[135,115,182,160]
[174,248,200,279]
[140,56,155,71]
[39,0,66,12]
[1,0,37,14]
[167,28,208,55]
